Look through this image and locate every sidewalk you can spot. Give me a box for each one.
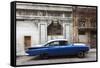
[16,56,35,65]
[89,48,96,53]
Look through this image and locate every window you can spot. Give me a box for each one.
[90,18,96,27]
[50,41,59,46]
[16,9,38,16]
[78,17,86,27]
[59,41,68,45]
[38,11,46,16]
[48,11,62,16]
[64,12,71,17]
[45,41,68,46]
[78,30,85,35]
[45,41,59,46]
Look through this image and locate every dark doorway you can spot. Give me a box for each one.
[90,31,96,48]
[24,36,31,50]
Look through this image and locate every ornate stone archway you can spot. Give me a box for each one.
[47,19,63,40]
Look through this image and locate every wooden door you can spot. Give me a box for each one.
[24,36,31,50]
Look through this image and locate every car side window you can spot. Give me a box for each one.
[44,41,68,47]
[59,41,68,45]
[49,41,59,46]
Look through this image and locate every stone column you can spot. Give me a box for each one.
[86,17,91,45]
[73,16,79,43]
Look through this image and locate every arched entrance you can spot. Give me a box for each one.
[47,19,63,40]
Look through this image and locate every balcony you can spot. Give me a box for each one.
[78,24,96,31]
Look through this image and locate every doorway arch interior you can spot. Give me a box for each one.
[47,20,63,40]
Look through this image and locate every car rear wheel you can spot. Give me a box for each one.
[77,52,85,58]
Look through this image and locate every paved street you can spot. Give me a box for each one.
[16,49,97,65]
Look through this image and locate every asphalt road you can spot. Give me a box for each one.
[16,49,97,65]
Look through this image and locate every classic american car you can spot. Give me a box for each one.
[26,39,90,58]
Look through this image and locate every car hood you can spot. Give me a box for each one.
[28,44,45,50]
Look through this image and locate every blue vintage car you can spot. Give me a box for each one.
[26,39,90,58]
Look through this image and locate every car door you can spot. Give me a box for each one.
[55,41,71,55]
[44,41,60,56]
[58,44,79,55]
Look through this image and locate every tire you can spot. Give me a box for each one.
[77,52,85,58]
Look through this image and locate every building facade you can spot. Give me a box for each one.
[16,3,73,56]
[72,6,97,48]
[16,2,97,56]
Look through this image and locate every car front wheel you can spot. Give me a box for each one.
[40,53,48,59]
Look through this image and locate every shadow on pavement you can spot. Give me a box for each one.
[29,55,81,60]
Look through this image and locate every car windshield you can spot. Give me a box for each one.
[44,41,68,47]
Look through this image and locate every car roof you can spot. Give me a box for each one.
[43,39,68,46]
[47,39,68,43]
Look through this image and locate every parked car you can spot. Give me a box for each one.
[26,39,89,58]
